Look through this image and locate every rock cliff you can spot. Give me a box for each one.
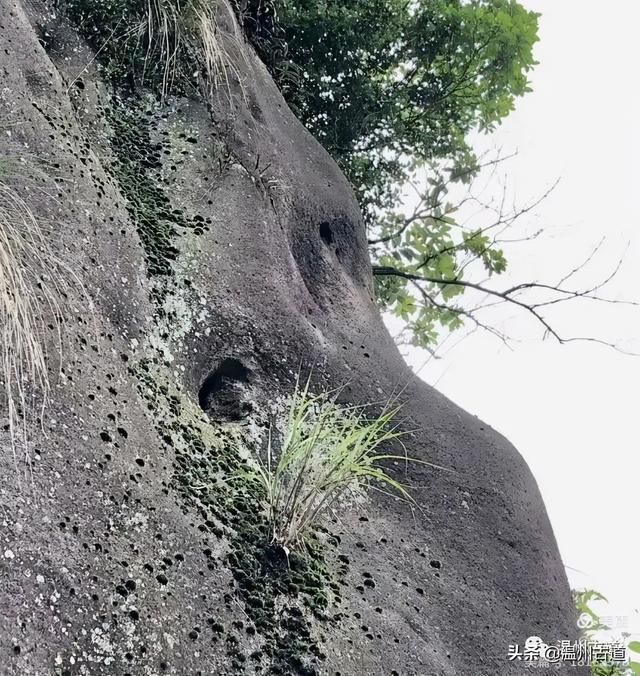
[0,1,580,673]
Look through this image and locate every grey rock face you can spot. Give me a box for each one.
[0,1,582,674]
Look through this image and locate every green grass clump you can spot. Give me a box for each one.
[247,378,441,551]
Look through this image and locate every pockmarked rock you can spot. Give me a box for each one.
[0,0,584,673]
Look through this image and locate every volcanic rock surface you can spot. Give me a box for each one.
[0,1,581,673]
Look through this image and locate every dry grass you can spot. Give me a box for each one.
[144,0,183,96]
[67,0,250,107]
[0,176,85,478]
[195,1,247,103]
[140,0,247,102]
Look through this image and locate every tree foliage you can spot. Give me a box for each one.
[240,0,541,347]
[242,1,633,353]
[573,589,640,675]
[246,0,539,217]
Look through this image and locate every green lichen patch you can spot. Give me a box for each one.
[130,357,342,674]
[102,93,215,304]
[105,95,187,278]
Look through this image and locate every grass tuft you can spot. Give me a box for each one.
[194,0,248,104]
[144,0,183,96]
[0,177,88,476]
[131,0,247,101]
[245,378,445,551]
[65,0,248,103]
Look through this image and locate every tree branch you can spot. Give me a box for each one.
[372,264,639,354]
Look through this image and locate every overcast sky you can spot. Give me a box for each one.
[401,0,640,635]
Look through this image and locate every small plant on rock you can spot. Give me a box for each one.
[247,378,442,552]
[573,588,640,675]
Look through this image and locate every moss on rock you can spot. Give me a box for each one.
[130,357,342,673]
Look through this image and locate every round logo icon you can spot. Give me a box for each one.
[577,612,595,629]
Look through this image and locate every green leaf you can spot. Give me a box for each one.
[252,0,539,348]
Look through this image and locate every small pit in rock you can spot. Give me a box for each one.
[319,221,334,246]
[198,358,253,422]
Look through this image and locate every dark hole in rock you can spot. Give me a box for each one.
[262,543,290,573]
[198,358,253,422]
[319,221,334,246]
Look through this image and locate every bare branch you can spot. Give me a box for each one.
[373,262,639,355]
[367,151,520,247]
[369,147,637,356]
[405,278,511,347]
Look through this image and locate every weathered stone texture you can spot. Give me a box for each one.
[0,1,581,673]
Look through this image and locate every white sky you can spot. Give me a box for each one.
[398,0,640,636]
